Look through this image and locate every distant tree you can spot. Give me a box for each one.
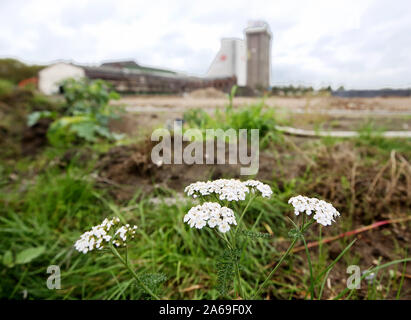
[0,58,44,84]
[271,85,314,96]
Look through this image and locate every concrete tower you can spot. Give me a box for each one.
[245,21,272,89]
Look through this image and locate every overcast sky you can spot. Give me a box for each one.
[1,0,411,89]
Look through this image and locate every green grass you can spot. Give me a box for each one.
[1,145,409,300]
[0,163,290,299]
[183,102,282,148]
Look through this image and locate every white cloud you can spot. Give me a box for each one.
[1,0,411,89]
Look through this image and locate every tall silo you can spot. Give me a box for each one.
[245,21,272,89]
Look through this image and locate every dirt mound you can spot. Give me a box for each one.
[0,90,34,158]
[21,118,52,156]
[188,87,226,99]
[97,141,235,201]
[0,89,58,158]
[95,138,279,201]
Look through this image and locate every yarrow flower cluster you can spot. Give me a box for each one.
[243,180,273,198]
[184,179,273,201]
[74,217,138,254]
[288,195,340,226]
[183,202,237,233]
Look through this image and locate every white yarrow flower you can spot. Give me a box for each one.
[243,180,273,198]
[218,223,230,233]
[184,179,272,201]
[74,217,138,254]
[288,195,340,226]
[183,202,237,233]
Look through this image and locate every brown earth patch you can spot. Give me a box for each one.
[95,138,289,201]
[21,118,52,156]
[0,89,55,158]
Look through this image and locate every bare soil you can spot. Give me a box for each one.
[114,95,411,112]
[95,138,286,201]
[112,95,411,135]
[0,89,50,158]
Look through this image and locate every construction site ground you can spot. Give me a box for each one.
[110,95,411,137]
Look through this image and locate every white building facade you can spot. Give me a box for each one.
[38,62,85,95]
[206,38,246,86]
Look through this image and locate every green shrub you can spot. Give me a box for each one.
[28,78,124,146]
[223,103,276,138]
[183,109,213,128]
[0,79,14,97]
[184,100,279,145]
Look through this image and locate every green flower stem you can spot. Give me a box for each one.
[252,236,299,299]
[252,215,315,299]
[215,229,232,249]
[297,215,315,299]
[235,195,256,235]
[234,259,243,299]
[218,231,244,299]
[226,232,244,299]
[299,215,315,299]
[110,244,161,300]
[232,195,256,299]
[302,235,315,299]
[318,226,323,262]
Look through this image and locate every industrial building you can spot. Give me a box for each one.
[38,22,271,95]
[207,21,272,89]
[207,38,247,86]
[38,61,236,95]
